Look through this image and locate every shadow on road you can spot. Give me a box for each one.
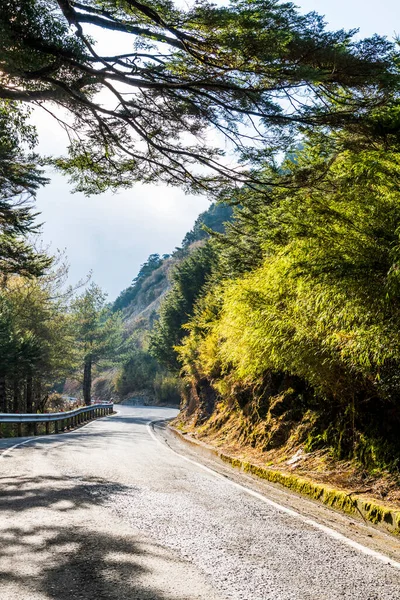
[0,406,211,600]
[0,407,177,454]
[0,469,202,599]
[0,523,182,600]
[0,474,131,513]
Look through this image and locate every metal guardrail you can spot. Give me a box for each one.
[0,403,113,437]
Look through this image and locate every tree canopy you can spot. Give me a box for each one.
[0,101,51,279]
[1,0,399,192]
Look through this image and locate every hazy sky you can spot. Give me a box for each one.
[34,0,400,300]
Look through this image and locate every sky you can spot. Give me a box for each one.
[33,0,400,300]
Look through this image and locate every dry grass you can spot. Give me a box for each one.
[174,404,400,510]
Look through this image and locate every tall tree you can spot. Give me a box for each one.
[0,100,51,279]
[150,243,216,370]
[0,269,76,413]
[72,283,122,404]
[0,0,398,192]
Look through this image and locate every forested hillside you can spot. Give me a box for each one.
[151,119,400,484]
[91,202,233,404]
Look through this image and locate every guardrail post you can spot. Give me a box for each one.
[55,420,59,434]
[33,422,38,436]
[17,423,22,437]
[45,422,50,435]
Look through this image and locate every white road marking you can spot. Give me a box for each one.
[0,436,47,460]
[0,411,120,461]
[147,420,400,571]
[2,411,398,571]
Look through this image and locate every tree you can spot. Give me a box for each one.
[0,269,76,413]
[113,253,164,312]
[0,0,399,192]
[150,242,216,370]
[115,348,158,396]
[72,283,122,404]
[0,100,52,279]
[181,202,233,249]
[170,116,400,467]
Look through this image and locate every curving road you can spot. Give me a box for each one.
[0,405,400,600]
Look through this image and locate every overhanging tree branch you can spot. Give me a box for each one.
[0,0,399,193]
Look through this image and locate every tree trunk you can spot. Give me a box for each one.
[0,376,6,413]
[83,356,92,406]
[13,379,20,413]
[26,374,33,413]
[35,379,44,412]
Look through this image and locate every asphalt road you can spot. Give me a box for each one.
[1,405,400,600]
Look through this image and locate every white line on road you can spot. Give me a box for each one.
[147,420,400,571]
[0,436,47,460]
[2,412,398,571]
[0,411,120,461]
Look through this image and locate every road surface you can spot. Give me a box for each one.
[0,405,400,600]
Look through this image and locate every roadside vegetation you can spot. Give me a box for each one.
[0,109,122,413]
[152,131,400,490]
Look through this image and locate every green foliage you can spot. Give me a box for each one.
[115,349,159,396]
[71,282,122,404]
[153,372,181,405]
[181,202,233,249]
[114,347,180,404]
[1,1,399,191]
[0,269,77,413]
[156,105,400,470]
[150,242,216,370]
[0,100,51,278]
[72,283,122,362]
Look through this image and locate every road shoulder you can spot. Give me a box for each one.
[151,420,400,564]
